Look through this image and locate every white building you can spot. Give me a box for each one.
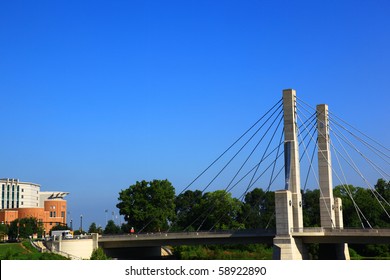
[1,178,41,209]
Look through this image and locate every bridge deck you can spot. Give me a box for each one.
[97,228,390,248]
[98,230,275,248]
[291,228,390,244]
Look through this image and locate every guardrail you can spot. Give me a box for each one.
[291,227,324,233]
[100,229,276,240]
[291,227,390,234]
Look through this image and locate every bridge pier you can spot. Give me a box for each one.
[273,190,308,259]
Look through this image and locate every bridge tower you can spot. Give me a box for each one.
[282,89,303,229]
[273,89,307,260]
[317,104,336,228]
[316,104,350,259]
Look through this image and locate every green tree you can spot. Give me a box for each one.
[174,190,203,230]
[8,218,44,239]
[240,188,275,229]
[334,184,385,228]
[195,190,244,230]
[302,189,320,227]
[104,220,121,234]
[117,179,176,232]
[0,223,8,242]
[375,178,390,224]
[88,222,99,233]
[375,178,390,200]
[90,247,110,260]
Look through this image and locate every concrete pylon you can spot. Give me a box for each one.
[316,104,350,260]
[316,104,336,228]
[282,89,303,230]
[273,89,306,260]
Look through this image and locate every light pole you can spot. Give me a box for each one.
[67,211,71,228]
[80,214,83,233]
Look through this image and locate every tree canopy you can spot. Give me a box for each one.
[113,178,389,258]
[116,179,176,232]
[104,220,121,234]
[8,218,44,239]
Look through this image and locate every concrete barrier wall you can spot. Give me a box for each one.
[60,239,94,259]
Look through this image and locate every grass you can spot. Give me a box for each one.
[0,241,69,260]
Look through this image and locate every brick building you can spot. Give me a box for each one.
[0,178,69,234]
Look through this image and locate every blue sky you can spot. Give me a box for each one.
[1,0,389,229]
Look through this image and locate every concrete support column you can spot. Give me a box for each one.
[282,89,303,230]
[92,233,99,250]
[58,235,62,252]
[317,104,336,228]
[275,190,293,235]
[273,90,306,260]
[316,105,350,260]
[334,197,344,229]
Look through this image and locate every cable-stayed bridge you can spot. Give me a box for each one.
[55,89,390,259]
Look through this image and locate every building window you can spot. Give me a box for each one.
[22,189,24,192]
[61,211,65,218]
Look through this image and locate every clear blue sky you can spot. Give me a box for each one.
[1,0,389,229]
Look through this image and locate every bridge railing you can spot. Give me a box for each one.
[291,227,324,233]
[100,229,276,239]
[291,227,390,234]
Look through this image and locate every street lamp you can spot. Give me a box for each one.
[67,211,71,227]
[80,214,83,233]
